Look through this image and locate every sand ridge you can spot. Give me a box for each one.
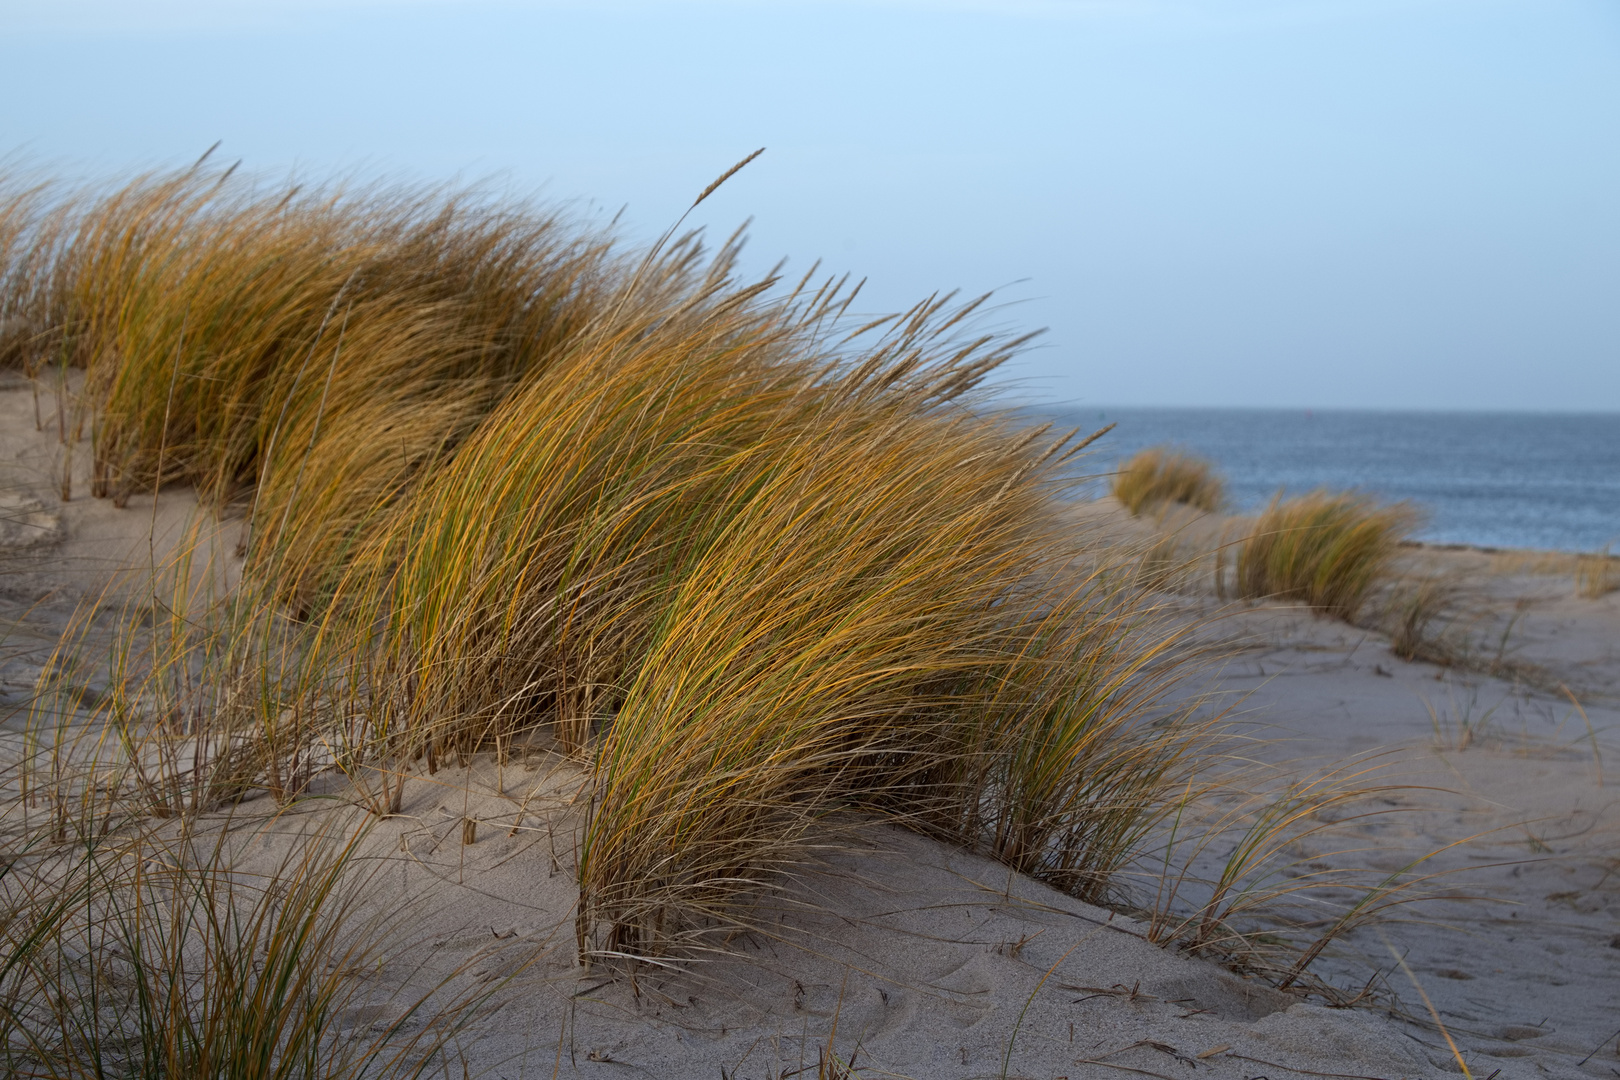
[3,378,1617,1078]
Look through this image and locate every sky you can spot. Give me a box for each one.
[3,0,1618,412]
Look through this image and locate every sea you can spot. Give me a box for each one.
[1045,407,1620,554]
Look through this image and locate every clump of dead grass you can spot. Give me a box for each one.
[1236,491,1418,622]
[1112,446,1224,517]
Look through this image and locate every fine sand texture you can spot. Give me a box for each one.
[3,382,1617,1079]
[1191,599,1620,1076]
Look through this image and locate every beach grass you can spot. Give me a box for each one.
[1575,549,1618,598]
[1112,446,1224,516]
[1384,574,1463,665]
[0,159,1223,975]
[1140,756,1482,999]
[0,156,1511,1058]
[0,817,495,1078]
[1236,491,1418,621]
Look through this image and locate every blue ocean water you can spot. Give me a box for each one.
[1048,407,1620,553]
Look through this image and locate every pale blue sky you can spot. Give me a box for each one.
[3,0,1617,411]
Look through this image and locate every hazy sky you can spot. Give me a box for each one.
[4,0,1617,411]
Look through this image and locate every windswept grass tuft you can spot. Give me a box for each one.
[1575,548,1619,598]
[1384,574,1463,665]
[1,161,619,603]
[0,819,494,1079]
[4,157,1221,972]
[1112,446,1223,516]
[326,265,1207,956]
[1236,491,1418,621]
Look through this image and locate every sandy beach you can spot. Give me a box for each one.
[2,373,1615,1080]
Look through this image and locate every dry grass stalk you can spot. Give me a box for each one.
[1141,759,1482,996]
[1112,446,1223,516]
[1575,548,1618,598]
[1133,502,1231,594]
[0,817,499,1078]
[1383,574,1463,665]
[1236,491,1418,621]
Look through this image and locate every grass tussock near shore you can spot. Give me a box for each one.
[0,819,492,1078]
[1,158,1220,967]
[1112,446,1223,516]
[1235,491,1418,622]
[1575,549,1619,599]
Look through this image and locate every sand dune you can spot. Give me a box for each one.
[3,378,1616,1078]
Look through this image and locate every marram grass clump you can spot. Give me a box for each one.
[1113,446,1224,516]
[1236,490,1418,621]
[3,157,1216,968]
[0,820,498,1079]
[2,161,620,605]
[1575,548,1618,598]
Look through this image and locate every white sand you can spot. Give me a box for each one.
[3,378,1616,1078]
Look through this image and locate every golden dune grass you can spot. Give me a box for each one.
[0,820,497,1078]
[3,160,1216,968]
[1236,491,1418,621]
[1575,549,1618,598]
[1112,446,1224,516]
